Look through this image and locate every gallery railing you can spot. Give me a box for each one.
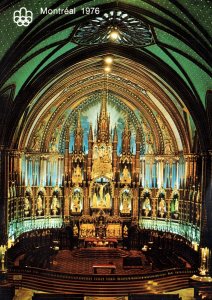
[9,266,196,282]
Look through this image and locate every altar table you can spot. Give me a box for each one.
[92,264,116,274]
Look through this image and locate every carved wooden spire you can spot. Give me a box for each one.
[96,92,110,143]
[113,125,118,143]
[88,123,93,143]
[122,115,131,153]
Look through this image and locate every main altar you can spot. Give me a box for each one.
[62,93,135,240]
[8,89,200,246]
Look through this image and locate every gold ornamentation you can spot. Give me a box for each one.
[120,188,132,214]
[106,224,122,238]
[92,143,113,179]
[72,164,83,184]
[36,195,43,216]
[91,181,111,208]
[80,223,95,238]
[120,165,131,184]
[123,225,128,238]
[51,195,60,215]
[73,224,78,237]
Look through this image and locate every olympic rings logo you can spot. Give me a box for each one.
[13,7,33,27]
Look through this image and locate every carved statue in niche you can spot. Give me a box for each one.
[73,224,78,237]
[92,143,113,179]
[72,193,81,212]
[24,196,30,216]
[31,120,46,151]
[121,190,131,214]
[146,134,154,154]
[98,183,107,208]
[36,194,44,216]
[164,139,173,154]
[121,165,131,184]
[158,197,166,218]
[51,195,60,215]
[171,193,179,219]
[91,181,111,209]
[122,196,130,213]
[142,197,151,217]
[31,136,40,151]
[72,164,82,184]
[98,182,107,201]
[123,225,128,238]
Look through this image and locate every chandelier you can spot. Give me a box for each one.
[71,10,154,47]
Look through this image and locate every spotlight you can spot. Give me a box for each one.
[104,66,111,73]
[104,56,113,64]
[109,28,119,41]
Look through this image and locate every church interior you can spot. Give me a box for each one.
[0,1,211,300]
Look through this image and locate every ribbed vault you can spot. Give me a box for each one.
[14,55,192,156]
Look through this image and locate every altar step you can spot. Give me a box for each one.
[8,272,191,296]
[73,248,128,258]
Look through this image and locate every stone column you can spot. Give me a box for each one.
[0,149,9,245]
[132,184,139,221]
[200,152,212,274]
[83,185,89,215]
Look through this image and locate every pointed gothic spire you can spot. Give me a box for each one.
[96,92,110,143]
[100,92,108,118]
[122,115,131,153]
[113,125,118,142]
[88,123,93,142]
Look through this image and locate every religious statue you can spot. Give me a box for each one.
[72,193,81,212]
[51,195,59,215]
[80,225,86,237]
[164,139,173,154]
[31,136,40,151]
[36,195,43,215]
[175,198,179,212]
[98,183,107,201]
[121,166,131,184]
[123,225,128,238]
[121,193,131,214]
[74,164,81,177]
[143,197,151,216]
[91,143,113,179]
[24,197,30,216]
[158,198,166,217]
[146,137,154,154]
[73,224,78,237]
[72,164,82,184]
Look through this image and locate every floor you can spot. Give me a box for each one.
[50,249,151,275]
[12,248,195,299]
[13,287,195,300]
